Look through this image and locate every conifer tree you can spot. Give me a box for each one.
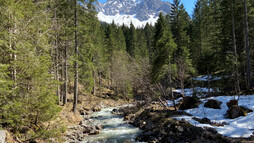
[136,29,149,59]
[117,27,127,51]
[144,23,155,60]
[78,0,101,94]
[152,13,176,81]
[151,13,177,109]
[170,0,193,95]
[126,22,138,57]
[0,0,61,139]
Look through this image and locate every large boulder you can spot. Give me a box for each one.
[227,106,245,119]
[204,99,222,109]
[0,130,6,143]
[179,96,201,110]
[226,100,238,109]
[226,100,250,119]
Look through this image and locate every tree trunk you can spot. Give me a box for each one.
[73,0,78,114]
[170,75,177,111]
[244,0,252,89]
[231,0,240,98]
[110,72,113,88]
[169,57,177,111]
[54,10,60,103]
[55,37,60,104]
[92,70,96,96]
[92,56,96,96]
[60,55,64,102]
[9,15,17,88]
[208,71,211,95]
[64,40,68,105]
[99,71,101,96]
[181,79,184,97]
[63,7,68,105]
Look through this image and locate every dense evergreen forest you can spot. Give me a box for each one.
[1,0,254,142]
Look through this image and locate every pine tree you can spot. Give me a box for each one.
[126,22,138,57]
[151,13,177,109]
[79,0,101,94]
[0,0,61,139]
[117,27,127,51]
[144,23,155,60]
[170,0,193,96]
[136,29,149,59]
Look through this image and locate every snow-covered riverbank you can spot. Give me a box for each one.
[174,95,254,138]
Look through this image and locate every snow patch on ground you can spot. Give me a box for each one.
[167,98,182,107]
[192,75,225,81]
[174,95,254,138]
[173,87,220,97]
[97,12,158,28]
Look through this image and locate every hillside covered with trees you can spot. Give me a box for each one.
[1,0,254,142]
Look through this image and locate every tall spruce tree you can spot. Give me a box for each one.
[126,22,138,58]
[0,0,61,139]
[170,0,193,96]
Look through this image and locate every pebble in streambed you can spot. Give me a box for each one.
[82,107,145,143]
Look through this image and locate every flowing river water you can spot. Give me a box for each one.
[82,106,144,143]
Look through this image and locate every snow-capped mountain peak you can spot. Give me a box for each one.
[95,0,172,28]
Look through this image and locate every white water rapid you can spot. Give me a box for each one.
[82,106,145,143]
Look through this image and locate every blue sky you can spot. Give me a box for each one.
[97,0,197,15]
[166,0,197,15]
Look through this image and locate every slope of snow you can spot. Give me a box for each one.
[97,12,158,28]
[174,95,254,138]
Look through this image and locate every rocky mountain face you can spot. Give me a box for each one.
[95,0,172,27]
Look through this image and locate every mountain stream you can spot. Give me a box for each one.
[82,106,144,143]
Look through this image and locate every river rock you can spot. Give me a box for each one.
[79,109,86,115]
[175,126,184,132]
[89,130,100,135]
[111,108,119,114]
[204,127,218,134]
[136,131,156,142]
[200,117,211,124]
[144,120,154,130]
[133,106,232,143]
[83,107,91,111]
[193,117,227,127]
[0,130,6,143]
[92,106,101,112]
[95,125,103,130]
